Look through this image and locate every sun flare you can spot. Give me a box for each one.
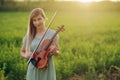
[74,0,102,3]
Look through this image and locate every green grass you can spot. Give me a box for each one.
[0,11,120,80]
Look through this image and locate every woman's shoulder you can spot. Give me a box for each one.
[23,34,28,39]
[48,29,55,33]
[48,29,59,39]
[22,34,28,42]
[48,29,56,35]
[22,34,27,44]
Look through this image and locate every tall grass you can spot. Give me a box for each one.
[0,11,120,80]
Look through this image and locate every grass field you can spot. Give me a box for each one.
[0,11,120,80]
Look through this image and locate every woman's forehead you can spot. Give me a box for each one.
[32,14,43,19]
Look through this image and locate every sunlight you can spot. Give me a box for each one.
[76,0,102,3]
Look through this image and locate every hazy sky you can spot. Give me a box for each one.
[57,0,119,2]
[17,0,120,2]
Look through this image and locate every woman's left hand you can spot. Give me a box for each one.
[50,44,59,56]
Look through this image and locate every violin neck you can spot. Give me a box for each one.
[44,31,58,50]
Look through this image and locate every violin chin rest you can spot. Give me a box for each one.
[30,58,37,67]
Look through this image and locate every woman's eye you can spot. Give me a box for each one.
[38,18,42,20]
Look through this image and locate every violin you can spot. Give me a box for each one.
[30,25,64,69]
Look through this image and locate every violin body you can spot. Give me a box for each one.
[32,39,57,69]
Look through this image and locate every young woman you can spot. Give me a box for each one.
[20,8,59,80]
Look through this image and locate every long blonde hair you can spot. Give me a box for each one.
[26,8,46,53]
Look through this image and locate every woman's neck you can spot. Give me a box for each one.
[36,25,46,34]
[36,28,46,37]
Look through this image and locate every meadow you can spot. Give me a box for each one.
[0,10,120,80]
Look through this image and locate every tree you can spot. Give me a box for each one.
[0,0,5,5]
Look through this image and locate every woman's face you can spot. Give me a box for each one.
[32,14,45,29]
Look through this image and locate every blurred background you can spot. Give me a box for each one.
[0,0,120,80]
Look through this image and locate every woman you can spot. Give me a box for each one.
[20,8,59,80]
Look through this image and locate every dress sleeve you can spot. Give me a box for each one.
[22,35,27,49]
[54,34,59,44]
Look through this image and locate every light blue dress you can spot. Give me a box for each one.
[22,29,59,80]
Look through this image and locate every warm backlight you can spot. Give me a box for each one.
[77,0,101,3]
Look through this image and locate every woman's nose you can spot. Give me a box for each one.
[36,20,39,24]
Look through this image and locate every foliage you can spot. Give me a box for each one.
[0,10,120,80]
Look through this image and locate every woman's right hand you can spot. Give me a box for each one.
[20,51,33,59]
[25,52,33,59]
[20,48,33,59]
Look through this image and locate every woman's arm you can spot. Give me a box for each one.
[20,46,27,59]
[20,46,33,59]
